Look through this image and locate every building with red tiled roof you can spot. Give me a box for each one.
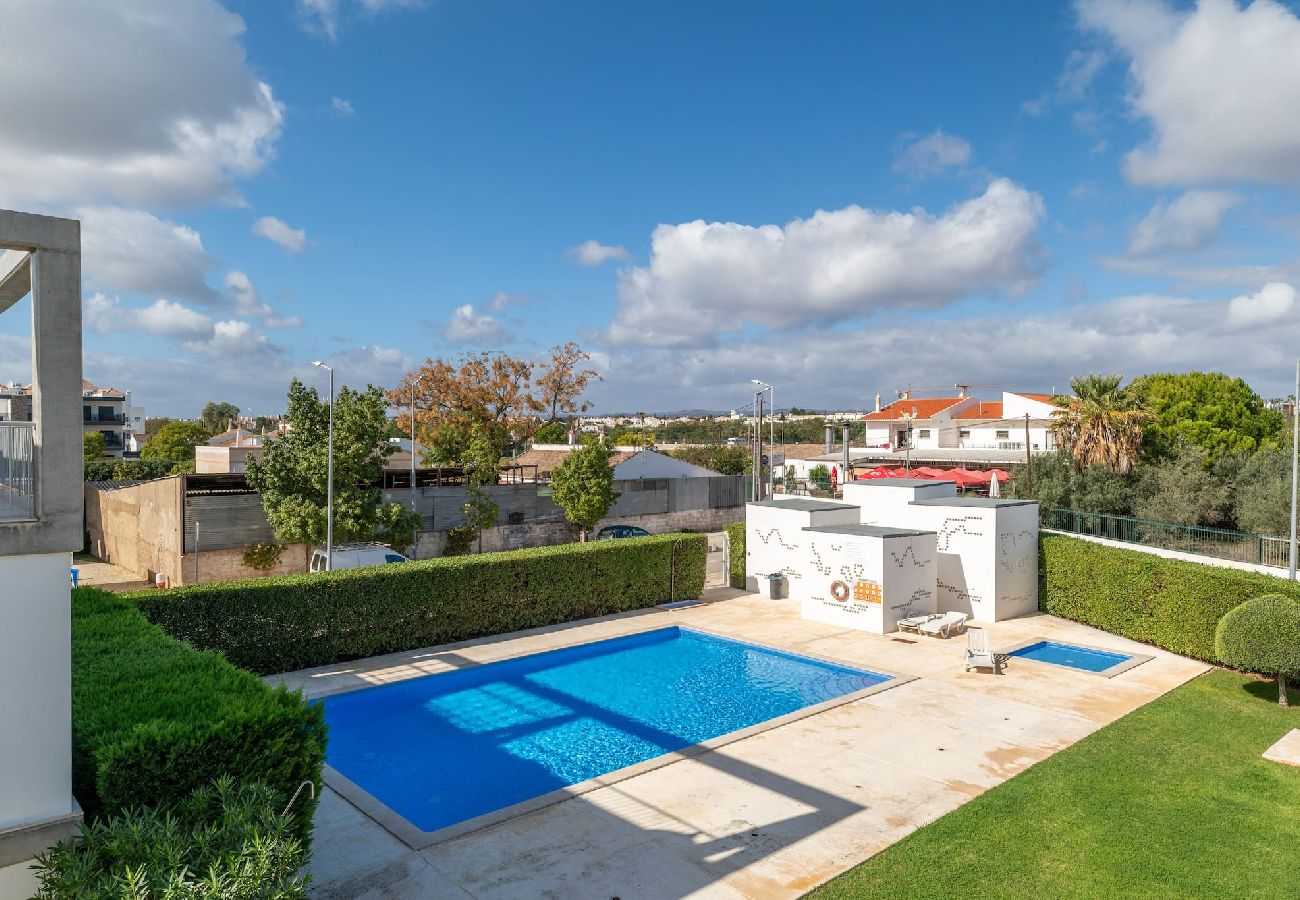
[861,391,1062,454]
[862,394,978,450]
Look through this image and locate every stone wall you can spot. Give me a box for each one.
[413,505,743,559]
[175,543,310,586]
[85,478,183,583]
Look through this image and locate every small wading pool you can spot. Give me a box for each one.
[1007,640,1144,676]
[322,627,896,839]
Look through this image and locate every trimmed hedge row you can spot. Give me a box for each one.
[72,589,325,840]
[724,521,746,589]
[1040,533,1300,662]
[129,533,708,675]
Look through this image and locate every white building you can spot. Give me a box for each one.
[0,211,83,896]
[953,392,1057,451]
[862,390,1058,452]
[745,478,1039,633]
[81,380,146,458]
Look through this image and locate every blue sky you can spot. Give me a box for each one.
[4,0,1300,416]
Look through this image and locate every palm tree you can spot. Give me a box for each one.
[1049,374,1151,474]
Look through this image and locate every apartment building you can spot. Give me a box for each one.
[82,380,146,458]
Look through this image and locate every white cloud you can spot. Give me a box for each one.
[443,304,513,343]
[892,130,972,179]
[78,207,218,303]
[1225,282,1298,330]
[606,178,1047,347]
[567,240,631,267]
[487,291,528,312]
[1128,189,1241,255]
[297,0,424,40]
[308,344,413,390]
[222,270,302,328]
[85,294,212,340]
[252,216,307,253]
[1080,0,1300,185]
[0,0,282,209]
[1022,48,1109,116]
[330,96,355,117]
[587,290,1300,413]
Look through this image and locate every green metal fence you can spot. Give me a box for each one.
[1043,507,1291,568]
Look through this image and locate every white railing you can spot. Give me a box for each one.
[1259,535,1293,569]
[0,422,35,520]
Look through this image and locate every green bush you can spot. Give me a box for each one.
[724,521,745,589]
[72,589,325,840]
[35,778,309,898]
[84,459,177,481]
[1215,594,1300,704]
[1040,534,1300,662]
[129,533,708,675]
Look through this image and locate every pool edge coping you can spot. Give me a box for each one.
[998,636,1155,679]
[318,622,919,851]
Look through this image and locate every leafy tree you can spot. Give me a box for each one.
[1229,446,1293,535]
[459,427,501,552]
[536,341,600,422]
[82,431,106,461]
[140,421,210,463]
[1009,450,1134,515]
[1215,594,1300,706]
[246,378,396,546]
[143,416,172,438]
[389,352,541,465]
[1131,445,1232,526]
[253,415,277,434]
[200,400,240,435]
[551,441,619,541]
[375,503,422,556]
[1129,371,1283,464]
[1049,374,1151,474]
[532,420,568,444]
[666,445,751,475]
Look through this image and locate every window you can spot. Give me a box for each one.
[959,429,970,439]
[917,429,931,439]
[996,430,1009,439]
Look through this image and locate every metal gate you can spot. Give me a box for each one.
[705,530,727,587]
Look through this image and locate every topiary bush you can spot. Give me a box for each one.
[128,533,708,675]
[1214,594,1300,706]
[72,589,325,841]
[724,521,746,589]
[1040,534,1300,662]
[35,778,310,899]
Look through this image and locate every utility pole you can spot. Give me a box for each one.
[1290,360,1298,580]
[313,361,335,572]
[1024,413,1034,495]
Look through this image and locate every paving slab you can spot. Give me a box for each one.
[295,591,1211,899]
[1263,728,1300,767]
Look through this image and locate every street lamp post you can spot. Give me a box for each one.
[752,380,773,498]
[312,361,335,572]
[409,373,428,512]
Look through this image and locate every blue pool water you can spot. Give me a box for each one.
[1008,640,1131,673]
[323,627,888,833]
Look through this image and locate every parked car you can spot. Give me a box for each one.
[310,542,410,572]
[595,525,651,540]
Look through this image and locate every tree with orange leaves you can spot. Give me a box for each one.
[536,342,601,423]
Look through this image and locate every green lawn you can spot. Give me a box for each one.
[810,670,1300,900]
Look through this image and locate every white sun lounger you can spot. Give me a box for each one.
[918,611,969,638]
[964,628,1001,673]
[896,613,944,634]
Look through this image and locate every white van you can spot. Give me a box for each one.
[310,542,410,572]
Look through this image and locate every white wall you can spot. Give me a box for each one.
[889,499,1039,622]
[0,553,73,830]
[745,500,859,591]
[798,528,938,633]
[844,480,957,525]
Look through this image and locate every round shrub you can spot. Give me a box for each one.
[1214,593,1300,705]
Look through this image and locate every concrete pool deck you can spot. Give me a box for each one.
[272,589,1210,899]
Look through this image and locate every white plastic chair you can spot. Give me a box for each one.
[964,629,1001,673]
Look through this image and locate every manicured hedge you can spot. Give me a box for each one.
[724,521,746,589]
[71,589,325,840]
[1040,534,1300,662]
[129,533,708,675]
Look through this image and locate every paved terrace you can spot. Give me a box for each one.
[273,590,1209,899]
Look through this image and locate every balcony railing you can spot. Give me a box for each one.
[83,413,125,424]
[0,422,35,520]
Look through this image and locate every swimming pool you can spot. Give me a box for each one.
[322,627,893,838]
[1007,640,1134,674]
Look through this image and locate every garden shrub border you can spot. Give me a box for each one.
[128,533,708,675]
[724,521,745,589]
[1040,533,1300,662]
[71,589,325,840]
